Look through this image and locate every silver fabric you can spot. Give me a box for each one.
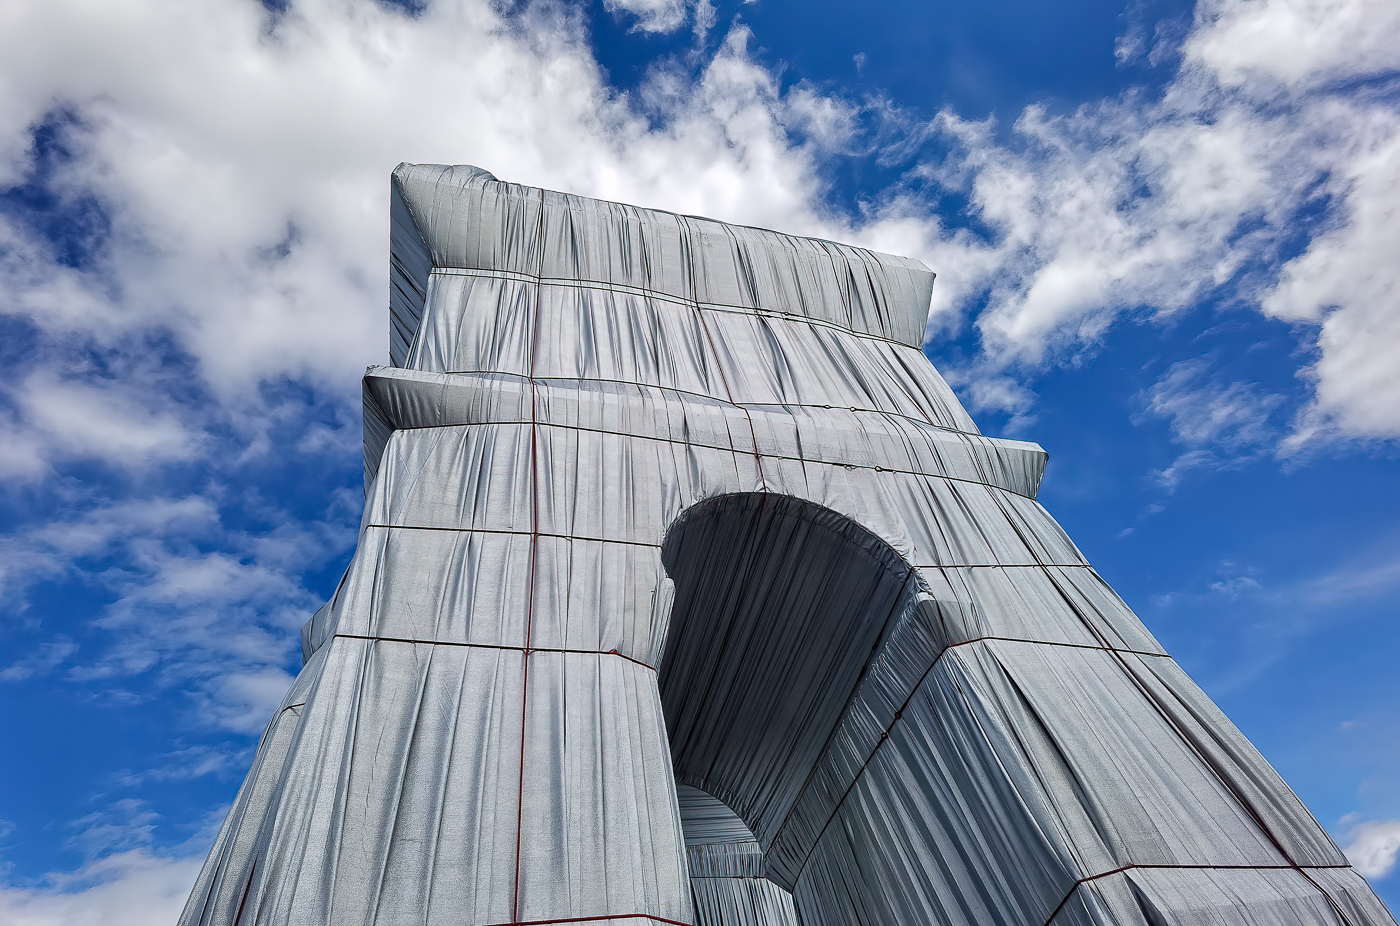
[679,785,799,926]
[179,164,1396,926]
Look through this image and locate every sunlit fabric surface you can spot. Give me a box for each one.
[180,164,1396,926]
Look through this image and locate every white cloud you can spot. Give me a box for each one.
[1186,0,1400,90]
[199,666,300,733]
[1291,549,1400,607]
[1342,818,1400,880]
[693,0,716,39]
[0,850,200,926]
[12,371,198,473]
[0,800,206,924]
[0,0,1396,916]
[81,542,325,724]
[0,637,77,681]
[1137,359,1285,486]
[0,767,216,924]
[0,490,343,730]
[0,0,859,449]
[0,496,218,601]
[1208,574,1264,600]
[1149,449,1215,489]
[1146,359,1285,444]
[603,0,690,33]
[1264,115,1400,444]
[932,93,1341,367]
[67,799,162,860]
[113,744,250,788]
[0,0,1392,738]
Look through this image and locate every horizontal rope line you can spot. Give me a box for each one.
[369,417,1040,498]
[1043,862,1354,926]
[368,369,983,444]
[331,633,657,670]
[320,632,1165,676]
[360,524,1085,570]
[482,913,691,926]
[359,525,661,548]
[430,266,915,349]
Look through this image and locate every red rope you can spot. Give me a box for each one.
[486,915,690,926]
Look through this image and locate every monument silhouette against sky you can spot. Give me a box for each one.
[179,165,1397,926]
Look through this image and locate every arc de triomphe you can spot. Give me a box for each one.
[179,164,1395,926]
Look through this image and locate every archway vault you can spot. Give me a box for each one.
[660,492,923,892]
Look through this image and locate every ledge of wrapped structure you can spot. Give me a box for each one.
[391,162,934,353]
[361,365,1047,500]
[660,494,920,879]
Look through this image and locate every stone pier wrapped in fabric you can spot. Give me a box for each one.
[178,165,1397,926]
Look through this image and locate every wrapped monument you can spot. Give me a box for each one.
[178,164,1396,926]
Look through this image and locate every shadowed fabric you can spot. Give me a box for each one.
[179,164,1396,926]
[679,785,798,926]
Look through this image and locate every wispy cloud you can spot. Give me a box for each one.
[603,0,694,33]
[1290,554,1400,608]
[1198,545,1400,611]
[112,744,251,789]
[0,487,349,730]
[1147,360,1285,448]
[0,800,209,926]
[1138,358,1288,486]
[1154,541,1400,696]
[0,637,76,681]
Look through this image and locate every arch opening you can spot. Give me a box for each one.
[658,492,923,905]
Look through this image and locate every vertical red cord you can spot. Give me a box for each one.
[513,207,548,923]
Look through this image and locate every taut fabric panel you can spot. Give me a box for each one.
[180,165,1394,926]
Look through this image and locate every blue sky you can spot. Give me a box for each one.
[1,0,1398,919]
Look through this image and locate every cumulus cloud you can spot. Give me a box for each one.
[0,0,875,423]
[921,87,1388,428]
[10,370,198,473]
[890,3,1399,451]
[1185,0,1400,90]
[1264,117,1400,444]
[1343,818,1400,880]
